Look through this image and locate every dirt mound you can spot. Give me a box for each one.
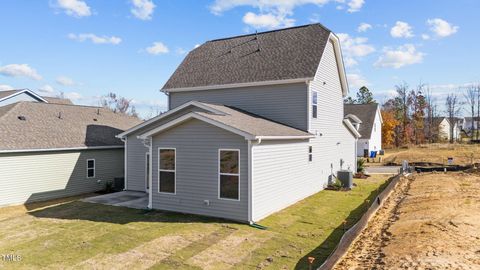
[334,172,480,269]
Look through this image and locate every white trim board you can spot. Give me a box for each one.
[0,89,48,103]
[161,78,312,93]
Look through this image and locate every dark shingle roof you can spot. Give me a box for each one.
[195,102,312,137]
[0,102,143,151]
[344,103,379,139]
[162,24,331,90]
[41,96,73,105]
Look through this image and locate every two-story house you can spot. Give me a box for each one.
[117,24,360,223]
[344,103,383,156]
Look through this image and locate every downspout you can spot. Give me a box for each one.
[142,137,153,209]
[148,137,153,209]
[120,137,128,191]
[247,140,253,224]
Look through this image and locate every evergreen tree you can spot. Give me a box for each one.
[356,86,376,104]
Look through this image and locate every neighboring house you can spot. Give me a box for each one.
[0,101,142,206]
[117,23,360,223]
[344,103,383,157]
[0,89,72,106]
[429,117,460,141]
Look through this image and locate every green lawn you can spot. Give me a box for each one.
[0,175,391,270]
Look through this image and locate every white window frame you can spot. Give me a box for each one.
[158,147,176,195]
[218,149,240,201]
[86,159,95,178]
[312,91,318,119]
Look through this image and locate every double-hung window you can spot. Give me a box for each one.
[219,149,240,200]
[312,91,318,118]
[158,148,176,194]
[87,159,95,178]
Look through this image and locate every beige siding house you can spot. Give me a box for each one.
[118,23,360,223]
[0,100,142,206]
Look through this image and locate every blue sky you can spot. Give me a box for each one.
[0,0,478,118]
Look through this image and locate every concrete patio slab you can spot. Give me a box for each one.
[81,191,148,209]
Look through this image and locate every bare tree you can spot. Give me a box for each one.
[424,86,439,142]
[464,86,477,140]
[394,82,410,145]
[99,92,138,117]
[445,93,462,143]
[476,84,480,141]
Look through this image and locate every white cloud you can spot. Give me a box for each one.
[0,84,14,91]
[337,33,375,67]
[243,12,294,29]
[374,44,424,68]
[38,84,56,94]
[347,73,369,88]
[0,64,42,80]
[427,18,458,38]
[210,0,361,29]
[343,57,358,67]
[421,34,430,40]
[55,0,91,17]
[347,0,364,13]
[56,76,75,86]
[357,23,372,32]
[68,33,122,45]
[146,42,169,55]
[64,91,83,101]
[390,21,414,38]
[130,0,156,20]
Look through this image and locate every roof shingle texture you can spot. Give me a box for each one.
[344,103,379,139]
[42,96,73,105]
[193,102,312,137]
[162,24,331,90]
[0,102,143,151]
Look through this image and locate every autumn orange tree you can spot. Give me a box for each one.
[381,109,399,148]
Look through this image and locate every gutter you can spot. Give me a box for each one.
[0,145,124,154]
[162,77,313,93]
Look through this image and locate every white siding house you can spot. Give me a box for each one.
[344,103,383,156]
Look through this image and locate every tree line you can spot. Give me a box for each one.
[346,83,480,148]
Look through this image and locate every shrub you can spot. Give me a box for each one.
[357,158,366,173]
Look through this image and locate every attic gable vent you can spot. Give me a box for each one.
[17,116,26,121]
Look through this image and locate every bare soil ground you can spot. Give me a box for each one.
[383,144,480,165]
[334,172,480,270]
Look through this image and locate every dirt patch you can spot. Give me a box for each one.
[187,230,273,270]
[71,232,206,270]
[334,172,480,269]
[383,144,480,166]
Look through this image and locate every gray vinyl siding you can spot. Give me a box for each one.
[125,106,209,192]
[169,83,309,131]
[151,118,249,222]
[0,149,124,206]
[251,139,319,221]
